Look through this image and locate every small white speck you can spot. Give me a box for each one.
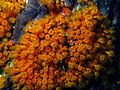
[65,32,68,37]
[61,12,66,16]
[107,7,109,11]
[25,0,29,4]
[105,2,108,5]
[0,75,2,78]
[72,8,76,13]
[28,26,32,28]
[112,17,117,25]
[10,62,13,67]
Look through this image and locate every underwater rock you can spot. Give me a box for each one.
[34,6,47,20]
[95,0,120,28]
[112,0,120,27]
[64,0,77,7]
[95,0,113,16]
[4,75,13,90]
[13,0,47,43]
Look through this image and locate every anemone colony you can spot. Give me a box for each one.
[0,0,115,90]
[0,0,25,89]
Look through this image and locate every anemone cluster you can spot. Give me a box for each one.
[0,0,115,90]
[0,0,25,17]
[0,5,15,69]
[39,0,64,12]
[0,0,25,89]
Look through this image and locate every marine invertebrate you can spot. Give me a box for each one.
[13,0,47,43]
[0,75,6,89]
[13,0,78,43]
[0,1,24,83]
[39,0,63,11]
[0,7,15,69]
[0,0,25,17]
[0,0,115,90]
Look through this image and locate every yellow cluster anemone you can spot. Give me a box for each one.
[0,0,25,17]
[0,0,114,90]
[0,11,12,38]
[0,75,6,89]
[0,39,14,68]
[0,8,15,69]
[4,1,115,90]
[39,0,65,15]
[0,0,25,68]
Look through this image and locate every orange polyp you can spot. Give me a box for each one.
[83,38,89,43]
[0,18,3,23]
[45,34,50,40]
[74,52,79,57]
[69,40,74,45]
[9,17,16,23]
[30,34,38,41]
[67,31,74,38]
[19,78,26,85]
[0,12,7,19]
[6,31,11,37]
[20,51,28,58]
[48,29,54,35]
[1,20,8,26]
[28,54,34,59]
[6,41,13,46]
[18,0,25,5]
[32,78,37,84]
[20,39,29,45]
[38,32,45,38]
[98,37,105,44]
[0,25,5,37]
[75,29,80,35]
[94,42,100,48]
[22,33,30,39]
[80,54,85,61]
[56,53,63,61]
[45,46,51,52]
[44,29,48,33]
[70,46,76,52]
[0,25,4,32]
[4,25,11,31]
[50,41,58,48]
[0,52,3,58]
[43,73,48,79]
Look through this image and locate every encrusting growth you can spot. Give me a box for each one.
[4,1,114,90]
[0,0,115,90]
